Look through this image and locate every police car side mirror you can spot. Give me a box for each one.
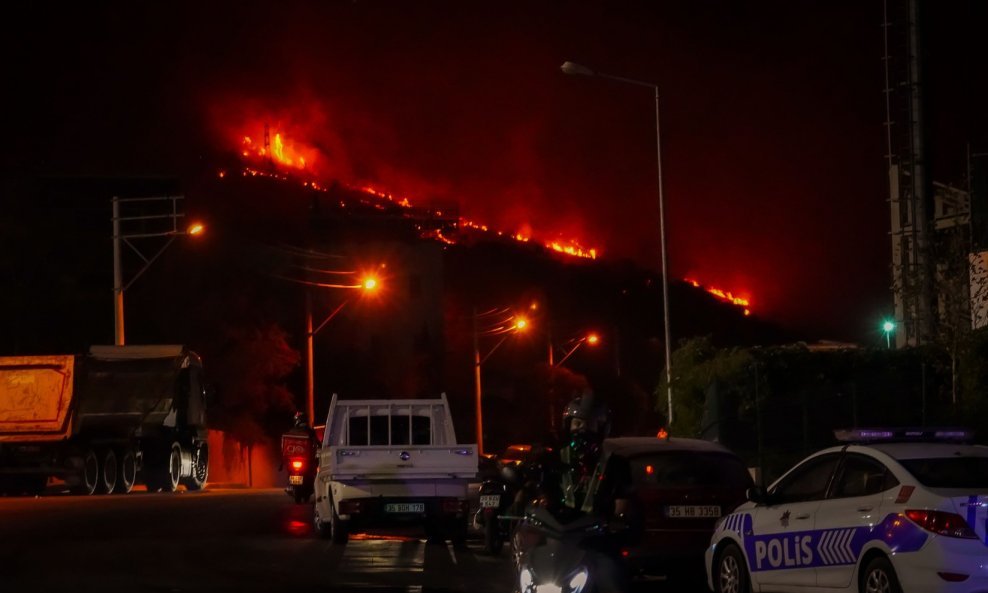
[746,485,769,505]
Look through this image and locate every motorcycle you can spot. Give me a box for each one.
[476,477,512,554]
[513,506,627,593]
[282,431,316,504]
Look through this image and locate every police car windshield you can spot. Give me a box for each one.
[899,457,988,489]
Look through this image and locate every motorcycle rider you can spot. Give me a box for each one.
[279,411,319,471]
[514,389,631,593]
[292,411,317,442]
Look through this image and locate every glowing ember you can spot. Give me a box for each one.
[684,278,751,315]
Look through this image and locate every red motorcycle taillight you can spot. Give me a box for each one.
[904,510,978,539]
[291,459,304,471]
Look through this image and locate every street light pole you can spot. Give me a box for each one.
[112,196,125,345]
[473,307,484,456]
[472,308,529,456]
[111,195,202,346]
[561,61,674,425]
[306,291,315,424]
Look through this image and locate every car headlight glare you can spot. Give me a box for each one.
[569,568,589,593]
[520,568,534,592]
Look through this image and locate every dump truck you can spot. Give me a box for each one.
[313,394,478,544]
[0,345,209,495]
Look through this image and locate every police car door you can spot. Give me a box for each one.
[814,452,897,589]
[750,452,841,591]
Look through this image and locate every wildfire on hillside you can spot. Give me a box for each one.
[230,127,599,260]
[685,278,751,316]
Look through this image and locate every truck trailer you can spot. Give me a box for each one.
[0,345,209,496]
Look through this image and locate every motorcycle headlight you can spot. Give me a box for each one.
[520,568,534,592]
[568,568,589,593]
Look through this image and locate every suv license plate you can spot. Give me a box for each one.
[479,495,501,508]
[666,505,720,518]
[385,503,425,513]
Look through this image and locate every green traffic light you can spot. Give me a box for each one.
[883,321,895,333]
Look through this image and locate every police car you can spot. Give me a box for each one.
[706,428,988,593]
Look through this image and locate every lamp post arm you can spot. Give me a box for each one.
[554,340,585,368]
[312,299,349,337]
[479,334,510,366]
[122,235,177,292]
[595,72,658,92]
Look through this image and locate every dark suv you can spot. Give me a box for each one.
[601,437,753,581]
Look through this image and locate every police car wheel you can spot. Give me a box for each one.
[715,545,750,593]
[861,556,901,593]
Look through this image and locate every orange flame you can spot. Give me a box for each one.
[226,128,600,260]
[241,129,317,171]
[684,278,751,315]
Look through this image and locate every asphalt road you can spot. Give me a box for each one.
[0,489,710,593]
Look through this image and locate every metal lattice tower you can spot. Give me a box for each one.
[884,0,934,347]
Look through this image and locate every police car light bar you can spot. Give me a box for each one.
[834,427,975,443]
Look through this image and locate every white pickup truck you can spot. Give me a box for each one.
[312,394,478,544]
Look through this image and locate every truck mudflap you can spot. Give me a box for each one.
[0,356,75,442]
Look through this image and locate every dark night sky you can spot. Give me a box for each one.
[3,1,985,342]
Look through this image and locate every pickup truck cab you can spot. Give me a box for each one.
[313,394,477,544]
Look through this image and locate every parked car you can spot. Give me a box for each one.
[499,444,535,466]
[600,436,753,583]
[707,427,988,593]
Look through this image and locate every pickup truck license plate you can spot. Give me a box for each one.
[289,475,303,485]
[385,503,425,513]
[666,505,720,518]
[479,495,500,508]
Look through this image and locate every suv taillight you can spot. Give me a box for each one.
[904,510,978,539]
[338,500,363,515]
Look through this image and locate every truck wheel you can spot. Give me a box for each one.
[331,508,349,545]
[165,443,182,492]
[97,448,118,494]
[117,448,137,494]
[313,505,332,539]
[181,442,208,491]
[484,516,503,555]
[72,448,100,496]
[144,443,181,492]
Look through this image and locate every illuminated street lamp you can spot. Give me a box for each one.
[883,320,896,349]
[561,61,675,426]
[112,195,203,345]
[553,332,601,368]
[304,273,381,424]
[546,331,602,435]
[473,308,530,455]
